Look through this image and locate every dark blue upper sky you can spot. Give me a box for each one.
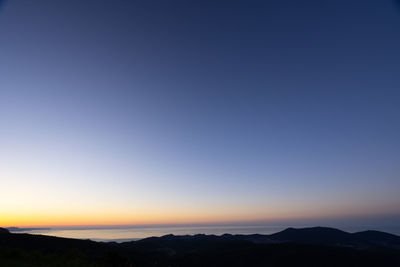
[0,0,400,228]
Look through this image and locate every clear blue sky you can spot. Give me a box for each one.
[1,0,399,230]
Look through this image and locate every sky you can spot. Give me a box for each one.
[1,0,400,230]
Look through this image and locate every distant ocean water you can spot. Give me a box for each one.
[9,225,400,242]
[9,225,287,242]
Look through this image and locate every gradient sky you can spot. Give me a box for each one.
[1,0,400,229]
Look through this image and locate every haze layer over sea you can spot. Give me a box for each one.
[9,225,285,242]
[8,225,400,242]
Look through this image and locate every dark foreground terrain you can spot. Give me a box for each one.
[1,226,400,266]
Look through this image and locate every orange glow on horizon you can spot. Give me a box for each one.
[0,209,297,228]
[2,208,396,228]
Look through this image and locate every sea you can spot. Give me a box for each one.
[9,225,287,242]
[9,225,400,242]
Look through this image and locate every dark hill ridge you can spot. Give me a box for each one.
[269,227,400,249]
[270,226,351,244]
[2,226,400,249]
[1,226,400,266]
[353,230,400,242]
[0,227,9,234]
[134,226,400,250]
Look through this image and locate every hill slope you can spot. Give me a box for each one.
[1,226,400,266]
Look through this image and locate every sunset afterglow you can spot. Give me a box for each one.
[1,0,400,232]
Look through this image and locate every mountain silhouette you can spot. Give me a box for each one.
[0,227,9,234]
[133,226,400,250]
[269,227,351,244]
[267,227,400,249]
[1,226,400,266]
